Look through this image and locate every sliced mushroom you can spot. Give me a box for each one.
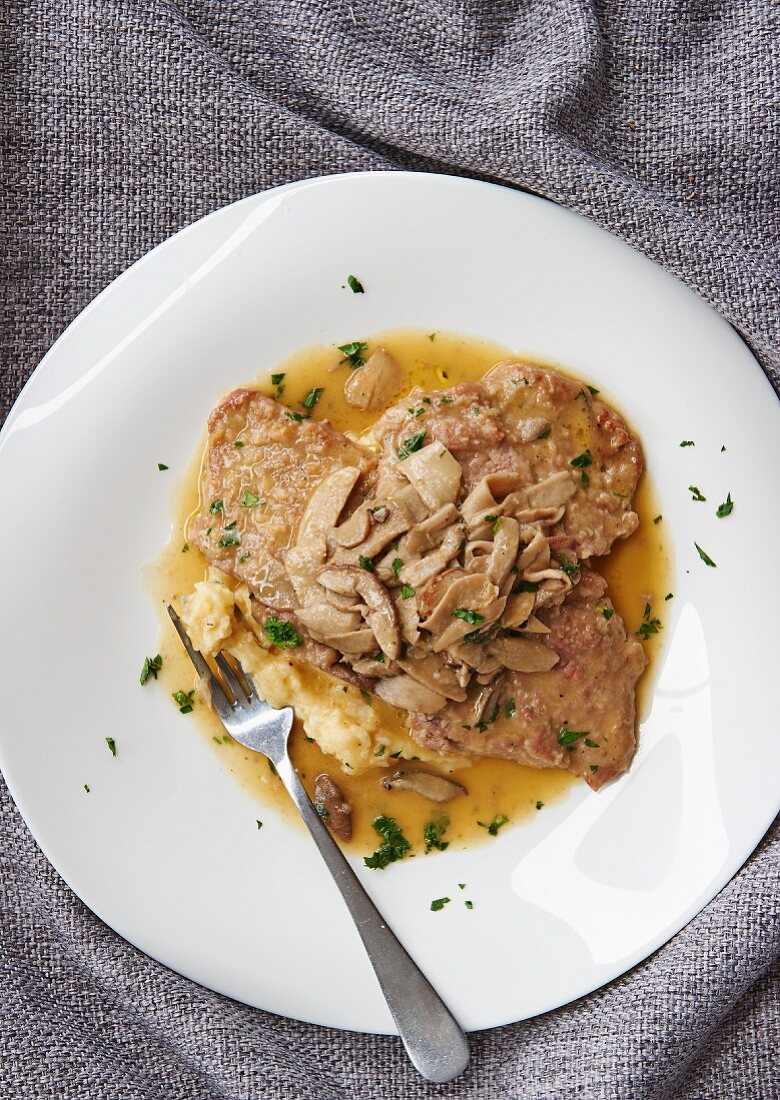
[332,505,413,565]
[344,347,406,411]
[460,472,525,525]
[394,589,421,646]
[517,614,550,634]
[375,674,448,714]
[400,443,462,510]
[376,473,429,522]
[403,504,460,555]
[314,774,352,841]
[400,525,464,588]
[398,652,468,702]
[517,529,549,571]
[449,641,503,676]
[380,770,466,802]
[515,471,576,511]
[296,603,362,636]
[487,635,559,672]
[421,573,499,636]
[502,589,536,628]
[433,595,506,652]
[330,505,371,548]
[322,628,377,654]
[350,657,398,677]
[296,467,362,547]
[318,565,401,659]
[486,516,521,587]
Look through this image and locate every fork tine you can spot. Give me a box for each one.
[166,604,231,710]
[214,652,247,705]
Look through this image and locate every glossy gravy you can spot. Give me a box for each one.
[151,330,671,856]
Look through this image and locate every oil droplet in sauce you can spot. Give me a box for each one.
[150,329,672,858]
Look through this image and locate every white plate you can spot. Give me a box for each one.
[1,172,778,1034]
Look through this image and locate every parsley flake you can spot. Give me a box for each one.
[172,689,195,714]
[695,542,717,567]
[263,618,304,648]
[600,606,614,620]
[240,491,261,507]
[337,341,368,368]
[430,897,451,911]
[157,462,168,471]
[570,449,592,468]
[105,737,117,757]
[346,275,364,293]
[653,514,663,524]
[358,555,374,571]
[478,814,508,837]
[689,485,706,502]
[401,584,416,599]
[452,608,484,626]
[464,899,474,909]
[364,816,411,870]
[302,387,324,410]
[716,492,733,518]
[209,499,224,514]
[636,602,662,640]
[680,440,695,447]
[424,818,449,853]
[504,698,516,718]
[140,654,162,685]
[397,431,427,459]
[392,557,403,578]
[558,727,589,747]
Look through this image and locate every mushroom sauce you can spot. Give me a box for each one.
[151,330,670,856]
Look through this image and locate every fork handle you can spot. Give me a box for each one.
[274,755,470,1084]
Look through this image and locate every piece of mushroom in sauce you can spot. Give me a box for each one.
[380,769,466,803]
[313,773,353,840]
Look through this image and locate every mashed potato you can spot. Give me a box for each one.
[181,572,467,775]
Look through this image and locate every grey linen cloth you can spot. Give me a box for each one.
[2,2,778,1097]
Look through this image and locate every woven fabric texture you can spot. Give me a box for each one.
[1,2,778,1098]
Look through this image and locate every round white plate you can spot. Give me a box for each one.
[1,173,778,1034]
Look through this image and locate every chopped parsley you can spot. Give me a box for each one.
[428,332,436,341]
[218,522,240,548]
[285,410,306,423]
[337,340,368,368]
[397,430,427,459]
[721,444,727,452]
[476,705,500,733]
[439,395,454,406]
[157,462,168,471]
[716,492,733,518]
[584,737,599,747]
[478,814,508,837]
[234,440,244,448]
[271,372,285,386]
[680,440,695,447]
[240,491,261,507]
[364,815,412,870]
[587,384,600,396]
[535,800,544,810]
[689,485,706,502]
[653,514,663,524]
[423,818,449,853]
[570,449,592,468]
[471,404,481,416]
[263,617,304,648]
[302,386,324,410]
[538,427,551,439]
[464,899,474,910]
[256,820,263,829]
[558,727,589,747]
[401,584,416,599]
[600,606,614,620]
[374,744,386,757]
[452,608,484,626]
[636,602,662,640]
[558,553,579,579]
[181,543,189,553]
[430,897,451,911]
[665,592,674,600]
[590,764,599,774]
[105,737,117,757]
[140,654,162,685]
[695,542,717,567]
[372,651,385,663]
[209,499,224,514]
[580,471,590,489]
[238,552,251,563]
[315,804,330,819]
[504,698,516,718]
[83,784,90,793]
[346,275,364,293]
[358,555,374,571]
[392,557,403,577]
[172,689,195,714]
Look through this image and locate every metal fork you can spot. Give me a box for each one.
[167,606,470,1084]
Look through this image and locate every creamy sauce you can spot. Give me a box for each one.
[150,329,671,856]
